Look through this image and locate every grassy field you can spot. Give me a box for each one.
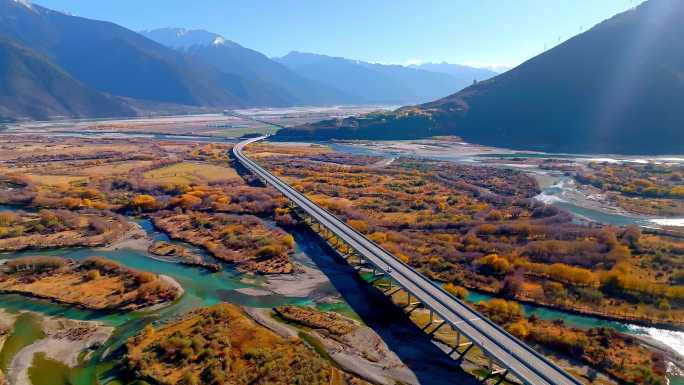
[78,160,154,176]
[143,162,239,185]
[25,174,88,187]
[247,143,331,158]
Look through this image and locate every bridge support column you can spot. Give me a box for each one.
[492,371,508,385]
[386,286,402,297]
[406,302,422,315]
[368,273,385,285]
[429,321,446,336]
[455,343,474,361]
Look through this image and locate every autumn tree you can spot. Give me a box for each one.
[476,254,512,276]
[130,194,158,212]
[170,194,202,210]
[443,283,469,299]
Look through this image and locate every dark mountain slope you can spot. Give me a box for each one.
[278,0,684,155]
[142,28,354,106]
[276,52,467,104]
[0,1,273,107]
[0,37,134,120]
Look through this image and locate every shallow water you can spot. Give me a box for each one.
[467,291,684,383]
[0,220,321,384]
[0,312,44,372]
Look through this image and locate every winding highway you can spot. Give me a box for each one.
[233,136,582,385]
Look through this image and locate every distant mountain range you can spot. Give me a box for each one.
[278,0,684,155]
[0,0,497,121]
[140,28,356,106]
[408,62,499,84]
[273,52,497,104]
[144,30,496,105]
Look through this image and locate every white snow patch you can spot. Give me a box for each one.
[213,36,226,46]
[12,0,33,9]
[648,218,684,227]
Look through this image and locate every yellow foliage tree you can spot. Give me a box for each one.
[443,283,469,299]
[347,219,368,233]
[131,195,157,211]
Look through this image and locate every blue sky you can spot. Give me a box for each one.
[35,0,645,70]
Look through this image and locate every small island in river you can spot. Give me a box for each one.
[0,256,181,311]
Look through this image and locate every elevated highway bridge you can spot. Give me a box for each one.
[233,136,582,385]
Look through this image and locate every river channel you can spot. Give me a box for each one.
[1,132,682,383]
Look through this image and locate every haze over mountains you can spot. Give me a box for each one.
[409,62,501,84]
[141,28,356,106]
[279,0,684,155]
[0,0,494,121]
[274,52,496,104]
[143,29,495,105]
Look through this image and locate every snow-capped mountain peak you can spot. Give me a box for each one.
[140,28,239,50]
[12,0,33,9]
[213,36,226,46]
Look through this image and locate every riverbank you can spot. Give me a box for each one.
[260,305,422,385]
[635,334,684,373]
[533,173,652,222]
[98,221,151,252]
[465,283,684,330]
[262,264,333,298]
[3,311,113,385]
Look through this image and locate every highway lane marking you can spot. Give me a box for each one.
[450,317,482,327]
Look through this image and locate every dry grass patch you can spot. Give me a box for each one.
[78,160,155,176]
[126,303,368,385]
[246,143,331,159]
[24,174,87,187]
[143,162,239,185]
[152,211,294,274]
[274,306,358,335]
